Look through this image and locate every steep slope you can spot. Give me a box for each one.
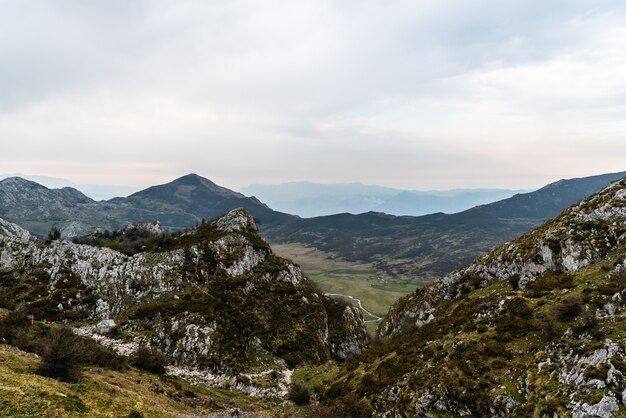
[304,177,626,416]
[0,209,367,396]
[265,171,626,281]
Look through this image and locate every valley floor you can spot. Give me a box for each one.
[272,244,417,333]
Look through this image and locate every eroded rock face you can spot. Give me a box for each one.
[0,209,368,394]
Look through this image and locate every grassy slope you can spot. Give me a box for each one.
[0,344,283,417]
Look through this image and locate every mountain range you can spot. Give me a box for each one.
[3,173,626,415]
[241,182,529,217]
[2,171,626,283]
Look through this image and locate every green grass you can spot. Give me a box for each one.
[0,344,282,417]
[272,244,416,333]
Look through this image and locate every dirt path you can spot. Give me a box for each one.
[325,293,383,322]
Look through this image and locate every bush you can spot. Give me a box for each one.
[307,394,371,418]
[573,310,604,340]
[0,290,14,309]
[288,383,310,405]
[133,345,167,374]
[541,320,563,342]
[47,227,61,241]
[508,274,521,290]
[527,272,574,297]
[554,296,583,321]
[36,326,88,381]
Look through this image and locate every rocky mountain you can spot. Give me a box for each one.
[241,181,526,217]
[302,176,626,416]
[3,171,625,284]
[0,209,368,397]
[0,177,111,238]
[265,171,626,281]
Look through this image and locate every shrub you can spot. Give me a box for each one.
[554,296,583,321]
[36,326,88,381]
[508,274,521,290]
[307,394,371,418]
[288,383,311,405]
[527,272,574,296]
[573,310,604,340]
[47,227,61,241]
[283,351,304,369]
[133,345,167,374]
[0,290,14,309]
[541,319,563,342]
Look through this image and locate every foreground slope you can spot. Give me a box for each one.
[0,209,367,394]
[0,343,276,417]
[306,177,626,416]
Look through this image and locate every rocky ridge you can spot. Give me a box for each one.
[0,208,368,397]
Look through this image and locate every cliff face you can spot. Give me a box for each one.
[309,177,626,417]
[0,208,368,396]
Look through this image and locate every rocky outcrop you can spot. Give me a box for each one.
[0,209,368,396]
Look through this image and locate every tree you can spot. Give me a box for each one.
[47,226,61,241]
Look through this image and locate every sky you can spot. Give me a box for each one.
[1,0,626,190]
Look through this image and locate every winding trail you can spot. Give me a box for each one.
[326,293,383,322]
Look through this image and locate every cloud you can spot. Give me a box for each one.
[1,1,626,189]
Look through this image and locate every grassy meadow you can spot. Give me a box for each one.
[272,244,417,333]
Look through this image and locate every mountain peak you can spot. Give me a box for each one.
[167,174,242,197]
[0,176,47,188]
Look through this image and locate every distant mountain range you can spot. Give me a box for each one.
[241,182,529,217]
[263,171,626,281]
[1,171,625,283]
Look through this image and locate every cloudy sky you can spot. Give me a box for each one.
[2,0,626,190]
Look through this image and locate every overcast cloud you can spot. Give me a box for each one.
[1,0,626,189]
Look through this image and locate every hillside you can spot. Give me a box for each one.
[0,209,367,398]
[0,343,278,417]
[296,177,626,416]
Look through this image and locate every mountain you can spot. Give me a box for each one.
[2,171,625,284]
[241,181,527,217]
[264,171,626,281]
[0,173,142,200]
[0,174,295,239]
[0,177,109,237]
[300,176,626,416]
[106,173,294,229]
[0,209,368,397]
